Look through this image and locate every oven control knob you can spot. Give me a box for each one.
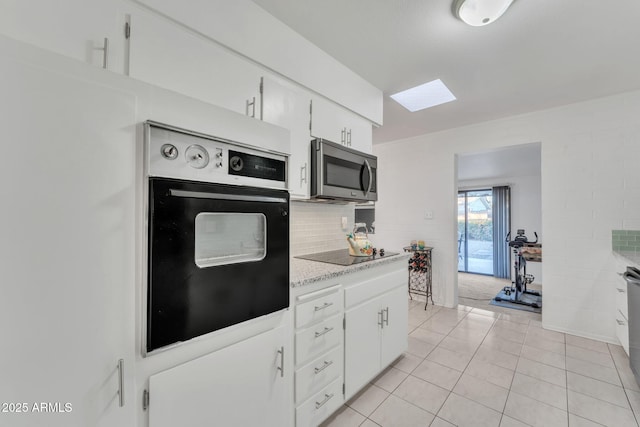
[185,144,209,169]
[161,144,178,160]
[230,156,244,172]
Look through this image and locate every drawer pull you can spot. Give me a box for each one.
[315,327,334,338]
[315,393,334,409]
[617,288,626,293]
[314,302,334,312]
[617,319,626,326]
[314,360,334,374]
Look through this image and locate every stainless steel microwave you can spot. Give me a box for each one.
[310,138,377,202]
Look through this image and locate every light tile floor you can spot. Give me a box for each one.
[321,300,640,427]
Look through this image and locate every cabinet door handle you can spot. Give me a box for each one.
[117,359,124,407]
[314,360,333,374]
[315,327,334,338]
[246,97,256,118]
[383,307,389,326]
[99,37,109,69]
[301,163,308,184]
[617,288,626,293]
[378,310,384,328]
[315,393,334,409]
[347,129,352,146]
[341,128,346,143]
[314,302,333,312]
[277,346,284,378]
[617,319,626,326]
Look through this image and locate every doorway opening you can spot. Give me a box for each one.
[455,142,542,316]
[458,189,494,275]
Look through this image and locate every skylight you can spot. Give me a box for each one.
[390,79,456,112]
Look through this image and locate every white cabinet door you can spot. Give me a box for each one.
[344,296,383,398]
[310,96,373,154]
[149,325,289,427]
[0,44,136,427]
[348,113,373,154]
[0,0,127,73]
[380,285,409,368]
[127,3,263,118]
[262,76,312,198]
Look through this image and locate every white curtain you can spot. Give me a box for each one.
[492,186,510,278]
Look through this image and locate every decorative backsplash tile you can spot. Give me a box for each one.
[290,202,355,256]
[612,230,640,252]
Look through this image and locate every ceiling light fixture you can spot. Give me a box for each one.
[390,79,456,112]
[453,0,515,26]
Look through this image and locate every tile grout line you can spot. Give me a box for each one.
[608,342,640,426]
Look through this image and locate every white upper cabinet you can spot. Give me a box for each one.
[131,0,382,125]
[262,76,312,198]
[126,2,263,119]
[0,0,128,73]
[310,96,373,154]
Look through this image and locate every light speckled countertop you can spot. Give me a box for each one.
[614,250,640,267]
[290,252,410,288]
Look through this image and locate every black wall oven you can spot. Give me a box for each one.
[145,122,290,353]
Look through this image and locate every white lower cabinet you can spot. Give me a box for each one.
[291,261,408,425]
[148,324,290,427]
[344,271,408,400]
[292,283,344,427]
[296,378,343,427]
[616,266,630,355]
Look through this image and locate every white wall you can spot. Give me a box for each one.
[373,90,640,343]
[459,173,542,283]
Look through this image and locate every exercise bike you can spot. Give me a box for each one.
[495,229,542,309]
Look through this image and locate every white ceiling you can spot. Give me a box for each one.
[250,0,640,144]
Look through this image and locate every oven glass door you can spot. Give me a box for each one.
[147,177,289,352]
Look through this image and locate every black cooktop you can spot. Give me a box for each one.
[295,249,399,266]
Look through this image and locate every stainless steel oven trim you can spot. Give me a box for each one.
[169,189,287,204]
[146,120,290,158]
[141,122,151,358]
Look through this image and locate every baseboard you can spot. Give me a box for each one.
[541,323,619,346]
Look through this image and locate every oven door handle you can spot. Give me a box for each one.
[169,189,287,204]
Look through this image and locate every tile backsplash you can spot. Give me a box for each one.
[612,230,640,252]
[290,201,354,256]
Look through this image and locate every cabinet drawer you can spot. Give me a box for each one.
[616,310,629,356]
[616,285,628,319]
[295,346,343,404]
[296,315,342,365]
[296,377,343,427]
[344,269,406,308]
[296,285,342,329]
